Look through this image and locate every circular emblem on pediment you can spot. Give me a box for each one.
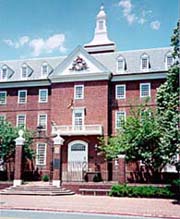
[70,56,88,71]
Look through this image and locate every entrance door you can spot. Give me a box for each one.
[67,140,88,181]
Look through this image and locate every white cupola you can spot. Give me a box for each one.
[84,5,116,54]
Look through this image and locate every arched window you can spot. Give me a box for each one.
[141,53,150,71]
[21,63,28,78]
[41,62,48,76]
[71,143,86,151]
[116,56,125,73]
[1,65,7,80]
[165,52,173,69]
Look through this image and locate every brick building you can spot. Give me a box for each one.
[0,6,175,182]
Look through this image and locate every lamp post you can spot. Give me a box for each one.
[52,132,64,187]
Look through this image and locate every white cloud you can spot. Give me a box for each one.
[29,34,66,56]
[150,20,161,30]
[3,36,29,49]
[118,0,137,24]
[3,34,66,57]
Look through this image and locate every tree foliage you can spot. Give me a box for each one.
[0,120,34,167]
[100,21,180,174]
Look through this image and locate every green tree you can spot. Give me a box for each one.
[0,120,34,180]
[156,20,180,168]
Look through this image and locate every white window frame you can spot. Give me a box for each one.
[39,89,48,103]
[115,111,126,130]
[116,84,126,99]
[165,53,173,69]
[1,65,7,80]
[141,54,149,71]
[0,91,7,105]
[18,90,27,104]
[116,57,125,73]
[16,114,26,129]
[140,83,151,98]
[36,143,47,166]
[21,64,28,79]
[72,108,84,130]
[41,62,48,76]
[74,85,84,100]
[38,114,47,130]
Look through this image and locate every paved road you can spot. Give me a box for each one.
[0,210,164,219]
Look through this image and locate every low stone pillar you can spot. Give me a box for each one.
[52,132,64,187]
[13,130,25,187]
[118,154,126,184]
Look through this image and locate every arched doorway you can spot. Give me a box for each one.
[67,140,88,181]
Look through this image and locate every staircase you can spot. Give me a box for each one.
[0,182,75,196]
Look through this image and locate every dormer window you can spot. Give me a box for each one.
[2,66,7,80]
[117,56,125,73]
[22,64,28,78]
[41,63,48,76]
[141,54,150,71]
[166,52,173,69]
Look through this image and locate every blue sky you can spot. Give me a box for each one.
[0,0,178,60]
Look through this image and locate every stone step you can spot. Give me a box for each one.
[0,185,75,196]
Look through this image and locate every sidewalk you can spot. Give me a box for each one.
[0,194,180,218]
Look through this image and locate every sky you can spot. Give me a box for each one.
[0,0,178,60]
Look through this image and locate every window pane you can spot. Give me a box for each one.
[75,85,83,99]
[141,84,150,97]
[116,85,125,99]
[142,58,148,69]
[0,92,6,104]
[17,115,26,128]
[167,56,173,66]
[36,143,46,165]
[2,68,7,79]
[39,90,48,102]
[22,66,27,78]
[38,114,47,129]
[19,91,26,103]
[117,60,124,71]
[116,111,125,129]
[71,143,86,151]
[42,65,48,75]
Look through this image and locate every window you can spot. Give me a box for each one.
[18,90,27,104]
[116,85,126,99]
[41,63,48,76]
[99,20,104,30]
[39,89,48,103]
[71,143,86,151]
[141,54,149,71]
[74,85,84,100]
[0,114,6,121]
[21,64,27,78]
[36,143,46,166]
[117,56,125,73]
[166,53,173,69]
[16,114,26,128]
[38,114,47,130]
[73,108,84,130]
[116,111,126,129]
[0,91,7,104]
[140,83,151,98]
[2,66,7,80]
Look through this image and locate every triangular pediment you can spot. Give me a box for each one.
[50,46,110,78]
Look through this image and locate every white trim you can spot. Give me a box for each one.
[140,83,151,98]
[39,89,48,103]
[0,91,7,105]
[18,90,27,104]
[16,114,26,129]
[38,113,47,130]
[74,85,84,100]
[112,72,167,82]
[36,143,47,166]
[115,84,126,99]
[115,110,126,130]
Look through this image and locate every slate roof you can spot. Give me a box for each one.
[0,47,172,82]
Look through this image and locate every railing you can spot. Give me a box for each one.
[52,124,103,136]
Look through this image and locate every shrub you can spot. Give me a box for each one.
[169,179,180,200]
[109,184,174,198]
[42,175,49,182]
